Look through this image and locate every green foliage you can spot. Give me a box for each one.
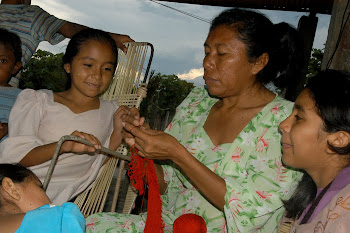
[307,48,324,79]
[19,50,67,92]
[140,72,194,130]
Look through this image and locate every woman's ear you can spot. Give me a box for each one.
[1,177,21,201]
[251,53,269,75]
[327,131,350,153]
[63,63,71,74]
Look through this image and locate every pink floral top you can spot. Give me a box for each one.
[162,87,301,232]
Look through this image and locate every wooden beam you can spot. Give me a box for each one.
[322,0,350,72]
[156,0,333,14]
[285,14,318,101]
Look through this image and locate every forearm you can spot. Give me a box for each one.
[154,162,167,195]
[58,22,133,52]
[20,142,58,167]
[58,22,88,38]
[109,131,123,151]
[172,145,226,210]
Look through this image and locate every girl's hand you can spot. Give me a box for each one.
[113,106,130,134]
[122,107,146,146]
[60,131,101,154]
[123,121,179,161]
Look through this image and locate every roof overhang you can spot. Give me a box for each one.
[156,0,334,14]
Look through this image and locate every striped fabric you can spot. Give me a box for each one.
[0,4,66,86]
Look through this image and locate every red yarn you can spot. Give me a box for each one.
[173,213,207,233]
[128,146,164,233]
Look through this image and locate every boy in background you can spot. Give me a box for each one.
[0,28,22,141]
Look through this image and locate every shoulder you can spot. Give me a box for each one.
[0,4,42,13]
[265,96,294,121]
[185,86,210,101]
[18,88,52,99]
[172,86,214,120]
[0,87,22,96]
[100,99,119,111]
[16,89,53,107]
[176,86,213,111]
[28,5,45,12]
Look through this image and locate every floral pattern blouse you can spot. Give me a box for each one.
[86,86,301,233]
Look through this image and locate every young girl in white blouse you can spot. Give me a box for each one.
[0,28,127,205]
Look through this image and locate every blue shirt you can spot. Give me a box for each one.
[15,203,85,233]
[0,87,21,141]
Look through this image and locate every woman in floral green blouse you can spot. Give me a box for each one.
[87,8,303,233]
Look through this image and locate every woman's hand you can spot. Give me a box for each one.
[60,131,101,154]
[123,121,179,161]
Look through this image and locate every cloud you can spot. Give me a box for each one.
[177,68,203,80]
[32,0,330,80]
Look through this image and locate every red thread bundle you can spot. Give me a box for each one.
[128,146,164,233]
[173,213,207,233]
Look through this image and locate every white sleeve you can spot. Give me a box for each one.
[0,89,46,163]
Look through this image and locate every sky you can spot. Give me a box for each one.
[33,0,331,86]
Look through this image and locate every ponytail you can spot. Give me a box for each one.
[265,23,304,88]
[210,8,304,88]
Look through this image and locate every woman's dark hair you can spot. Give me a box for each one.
[0,163,34,207]
[283,69,350,219]
[210,8,303,88]
[63,28,118,89]
[0,163,34,184]
[0,28,22,63]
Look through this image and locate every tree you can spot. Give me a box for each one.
[307,48,324,79]
[140,72,194,130]
[19,50,67,92]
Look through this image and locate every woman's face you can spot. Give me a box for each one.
[279,89,330,173]
[64,39,115,98]
[203,25,260,98]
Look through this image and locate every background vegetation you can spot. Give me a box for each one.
[18,48,323,129]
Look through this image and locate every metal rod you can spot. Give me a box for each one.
[43,135,130,191]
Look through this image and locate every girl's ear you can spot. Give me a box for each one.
[1,177,21,201]
[251,53,269,75]
[327,131,350,153]
[63,63,71,74]
[11,61,22,76]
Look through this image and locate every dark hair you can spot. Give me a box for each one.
[0,163,34,184]
[63,28,118,89]
[210,8,303,88]
[0,163,34,207]
[0,28,22,63]
[283,69,350,219]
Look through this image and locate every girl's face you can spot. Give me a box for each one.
[279,89,330,173]
[17,176,51,213]
[64,39,115,98]
[203,25,263,98]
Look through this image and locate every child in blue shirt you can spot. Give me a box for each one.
[0,163,85,233]
[0,28,22,141]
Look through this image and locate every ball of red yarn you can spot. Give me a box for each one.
[173,213,207,233]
